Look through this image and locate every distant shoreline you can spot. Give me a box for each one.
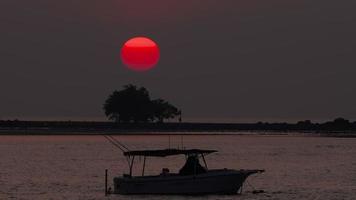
[1,120,355,137]
[1,130,356,138]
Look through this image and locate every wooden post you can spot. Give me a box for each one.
[105,169,108,196]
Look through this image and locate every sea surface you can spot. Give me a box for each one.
[0,134,355,200]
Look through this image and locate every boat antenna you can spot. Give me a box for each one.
[103,135,130,152]
[103,135,131,170]
[181,135,184,149]
[108,135,130,151]
[168,135,171,149]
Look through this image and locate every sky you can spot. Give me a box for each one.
[1,0,356,122]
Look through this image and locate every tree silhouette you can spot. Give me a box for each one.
[103,85,152,123]
[103,85,180,123]
[152,99,180,123]
[323,117,352,131]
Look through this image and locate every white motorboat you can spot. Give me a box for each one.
[113,148,264,195]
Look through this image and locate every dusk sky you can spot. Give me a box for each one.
[1,0,355,122]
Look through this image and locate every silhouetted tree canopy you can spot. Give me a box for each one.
[152,99,180,123]
[322,117,352,131]
[103,85,180,123]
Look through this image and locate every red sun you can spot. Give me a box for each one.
[120,37,160,72]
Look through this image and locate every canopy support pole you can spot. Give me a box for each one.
[193,155,197,177]
[129,156,135,177]
[201,153,208,169]
[142,156,146,176]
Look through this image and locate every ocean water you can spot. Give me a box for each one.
[0,134,355,200]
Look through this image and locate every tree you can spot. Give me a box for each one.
[103,85,180,123]
[322,117,351,131]
[103,85,153,123]
[151,99,180,123]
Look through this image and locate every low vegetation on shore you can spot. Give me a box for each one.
[0,118,355,135]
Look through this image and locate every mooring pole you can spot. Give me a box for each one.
[105,169,108,196]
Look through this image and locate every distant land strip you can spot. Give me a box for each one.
[0,118,356,136]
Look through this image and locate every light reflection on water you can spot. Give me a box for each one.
[0,134,355,200]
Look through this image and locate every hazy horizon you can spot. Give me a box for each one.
[1,116,354,124]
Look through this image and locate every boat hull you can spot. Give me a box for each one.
[113,169,262,195]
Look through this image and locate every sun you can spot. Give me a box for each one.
[120,37,160,72]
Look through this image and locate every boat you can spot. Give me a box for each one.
[112,148,264,195]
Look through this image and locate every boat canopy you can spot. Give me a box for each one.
[123,148,217,157]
